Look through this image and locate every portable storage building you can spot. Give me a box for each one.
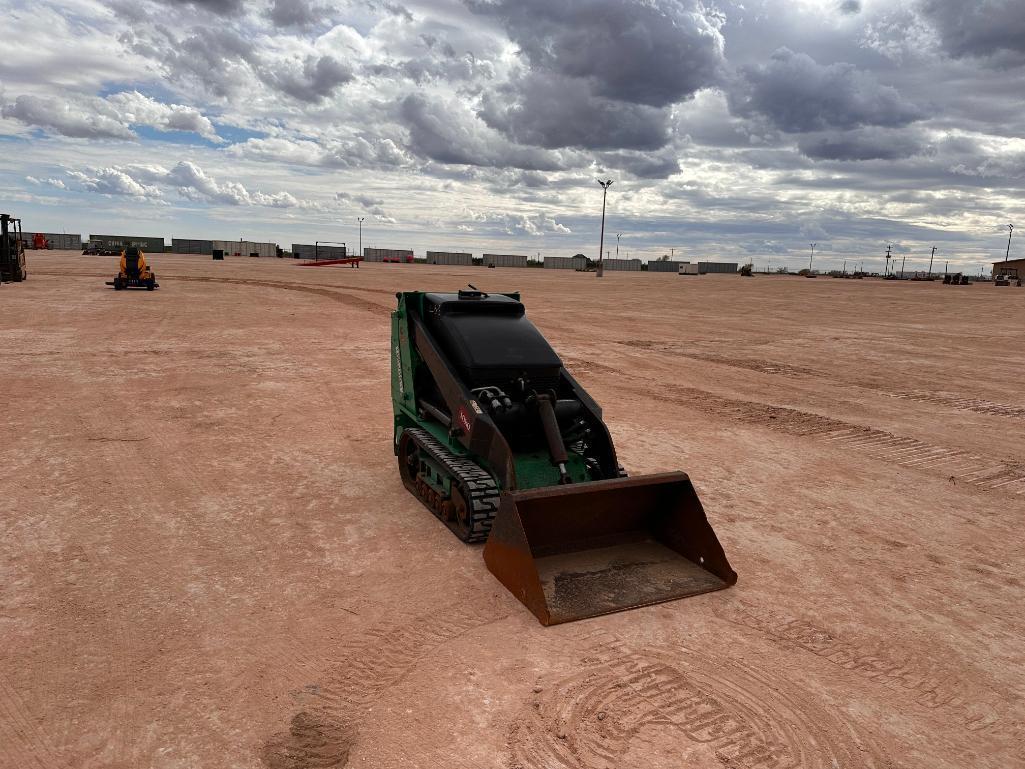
[23,232,82,250]
[679,263,700,275]
[698,262,739,274]
[171,238,214,255]
[364,248,414,263]
[212,240,277,257]
[603,258,642,271]
[426,251,473,266]
[544,256,588,270]
[648,260,686,273]
[292,243,347,260]
[483,253,528,268]
[90,234,165,252]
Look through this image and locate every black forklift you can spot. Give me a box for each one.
[0,213,27,283]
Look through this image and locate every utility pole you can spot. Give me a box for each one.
[900,254,906,278]
[842,259,847,275]
[928,246,936,278]
[596,179,613,278]
[1006,223,1014,262]
[357,217,365,258]
[616,233,621,257]
[885,243,892,276]
[809,242,816,271]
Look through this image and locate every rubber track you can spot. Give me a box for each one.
[404,427,499,542]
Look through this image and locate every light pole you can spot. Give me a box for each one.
[616,233,621,257]
[885,243,892,276]
[809,243,816,272]
[928,246,936,278]
[1006,223,1014,262]
[597,179,613,277]
[357,217,365,258]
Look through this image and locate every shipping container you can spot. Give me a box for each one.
[90,234,165,253]
[22,232,82,250]
[426,251,473,266]
[679,263,700,275]
[292,243,347,260]
[171,238,214,255]
[647,259,686,273]
[364,247,414,263]
[602,258,642,272]
[213,240,278,257]
[543,256,588,270]
[698,261,739,274]
[482,253,529,268]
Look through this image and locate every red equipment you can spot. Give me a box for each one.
[297,257,363,268]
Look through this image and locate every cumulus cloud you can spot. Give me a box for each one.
[66,161,310,208]
[464,209,572,236]
[1,91,220,142]
[226,135,413,169]
[731,48,924,133]
[3,95,135,139]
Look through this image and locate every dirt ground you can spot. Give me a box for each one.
[2,251,1022,769]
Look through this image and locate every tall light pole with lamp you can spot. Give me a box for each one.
[596,179,613,277]
[1006,223,1014,262]
[809,242,816,272]
[357,216,365,259]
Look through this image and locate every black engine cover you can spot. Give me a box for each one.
[423,292,562,389]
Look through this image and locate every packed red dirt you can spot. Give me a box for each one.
[1,251,1022,769]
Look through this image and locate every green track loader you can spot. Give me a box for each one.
[392,288,736,625]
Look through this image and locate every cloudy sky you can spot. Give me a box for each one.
[1,0,1023,271]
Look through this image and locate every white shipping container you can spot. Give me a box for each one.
[678,263,700,275]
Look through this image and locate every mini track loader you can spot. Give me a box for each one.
[392,289,736,625]
[107,247,158,290]
[0,213,27,283]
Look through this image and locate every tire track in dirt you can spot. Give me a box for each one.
[619,380,1025,496]
[615,340,1025,420]
[261,601,507,768]
[714,601,1014,735]
[0,674,65,769]
[508,629,889,769]
[30,271,393,317]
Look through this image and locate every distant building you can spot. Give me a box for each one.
[992,258,1025,278]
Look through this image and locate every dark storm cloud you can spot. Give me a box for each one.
[731,48,924,133]
[598,150,681,179]
[838,0,861,15]
[399,93,566,171]
[919,0,1025,63]
[479,73,671,151]
[798,127,930,161]
[259,55,353,102]
[467,0,723,152]
[466,0,725,108]
[158,0,243,15]
[268,0,327,28]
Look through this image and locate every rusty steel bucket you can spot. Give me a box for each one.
[482,472,737,626]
